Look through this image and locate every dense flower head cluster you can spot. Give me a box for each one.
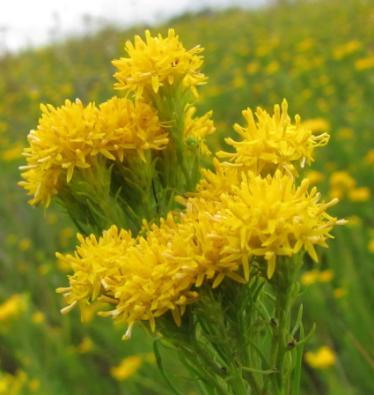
[57,156,342,333]
[19,27,342,336]
[112,29,207,98]
[19,98,166,206]
[218,99,330,175]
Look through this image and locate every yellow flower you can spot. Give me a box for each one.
[302,118,330,132]
[19,97,166,206]
[355,56,374,71]
[334,288,347,299]
[319,270,334,282]
[348,187,371,202]
[333,40,361,60]
[337,127,354,140]
[19,99,99,206]
[246,61,259,74]
[301,270,319,286]
[0,371,27,395]
[56,226,135,313]
[111,356,143,381]
[305,346,336,369]
[368,240,374,254]
[194,170,341,279]
[97,97,168,161]
[18,238,31,251]
[0,294,27,322]
[365,149,374,165]
[32,311,45,324]
[218,100,329,176]
[265,61,279,75]
[112,29,207,98]
[77,336,94,354]
[329,171,356,199]
[1,143,24,161]
[305,170,325,185]
[28,379,41,393]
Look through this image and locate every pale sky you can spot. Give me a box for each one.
[0,0,267,52]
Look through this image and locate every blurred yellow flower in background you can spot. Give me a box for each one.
[0,294,27,322]
[348,187,371,202]
[305,346,337,369]
[111,355,143,381]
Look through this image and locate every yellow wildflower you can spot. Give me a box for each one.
[301,270,319,286]
[246,61,259,74]
[348,187,371,202]
[219,100,329,176]
[302,118,330,132]
[28,379,41,393]
[18,238,31,251]
[0,371,27,395]
[97,97,168,161]
[364,149,374,165]
[329,171,356,199]
[355,56,374,71]
[113,29,207,98]
[111,355,143,381]
[19,98,166,206]
[368,240,374,254]
[265,61,279,75]
[77,336,94,354]
[334,288,347,299]
[337,127,354,140]
[0,294,27,322]
[333,40,361,60]
[196,170,341,279]
[56,226,135,313]
[305,346,336,369]
[19,99,99,206]
[1,143,24,161]
[319,270,334,282]
[32,311,45,324]
[305,170,325,185]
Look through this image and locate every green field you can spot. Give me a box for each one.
[0,0,373,394]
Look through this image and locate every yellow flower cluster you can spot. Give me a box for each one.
[19,98,166,206]
[58,101,342,333]
[218,100,329,175]
[113,29,207,98]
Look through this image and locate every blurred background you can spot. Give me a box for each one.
[0,0,373,394]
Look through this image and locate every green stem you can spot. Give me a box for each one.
[269,257,303,395]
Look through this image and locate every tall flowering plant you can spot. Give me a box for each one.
[20,29,344,394]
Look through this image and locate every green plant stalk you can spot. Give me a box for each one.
[269,256,304,395]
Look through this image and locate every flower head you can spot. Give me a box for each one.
[19,98,166,206]
[19,99,99,206]
[56,225,135,313]
[184,168,342,280]
[218,100,329,176]
[98,97,168,161]
[112,29,207,98]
